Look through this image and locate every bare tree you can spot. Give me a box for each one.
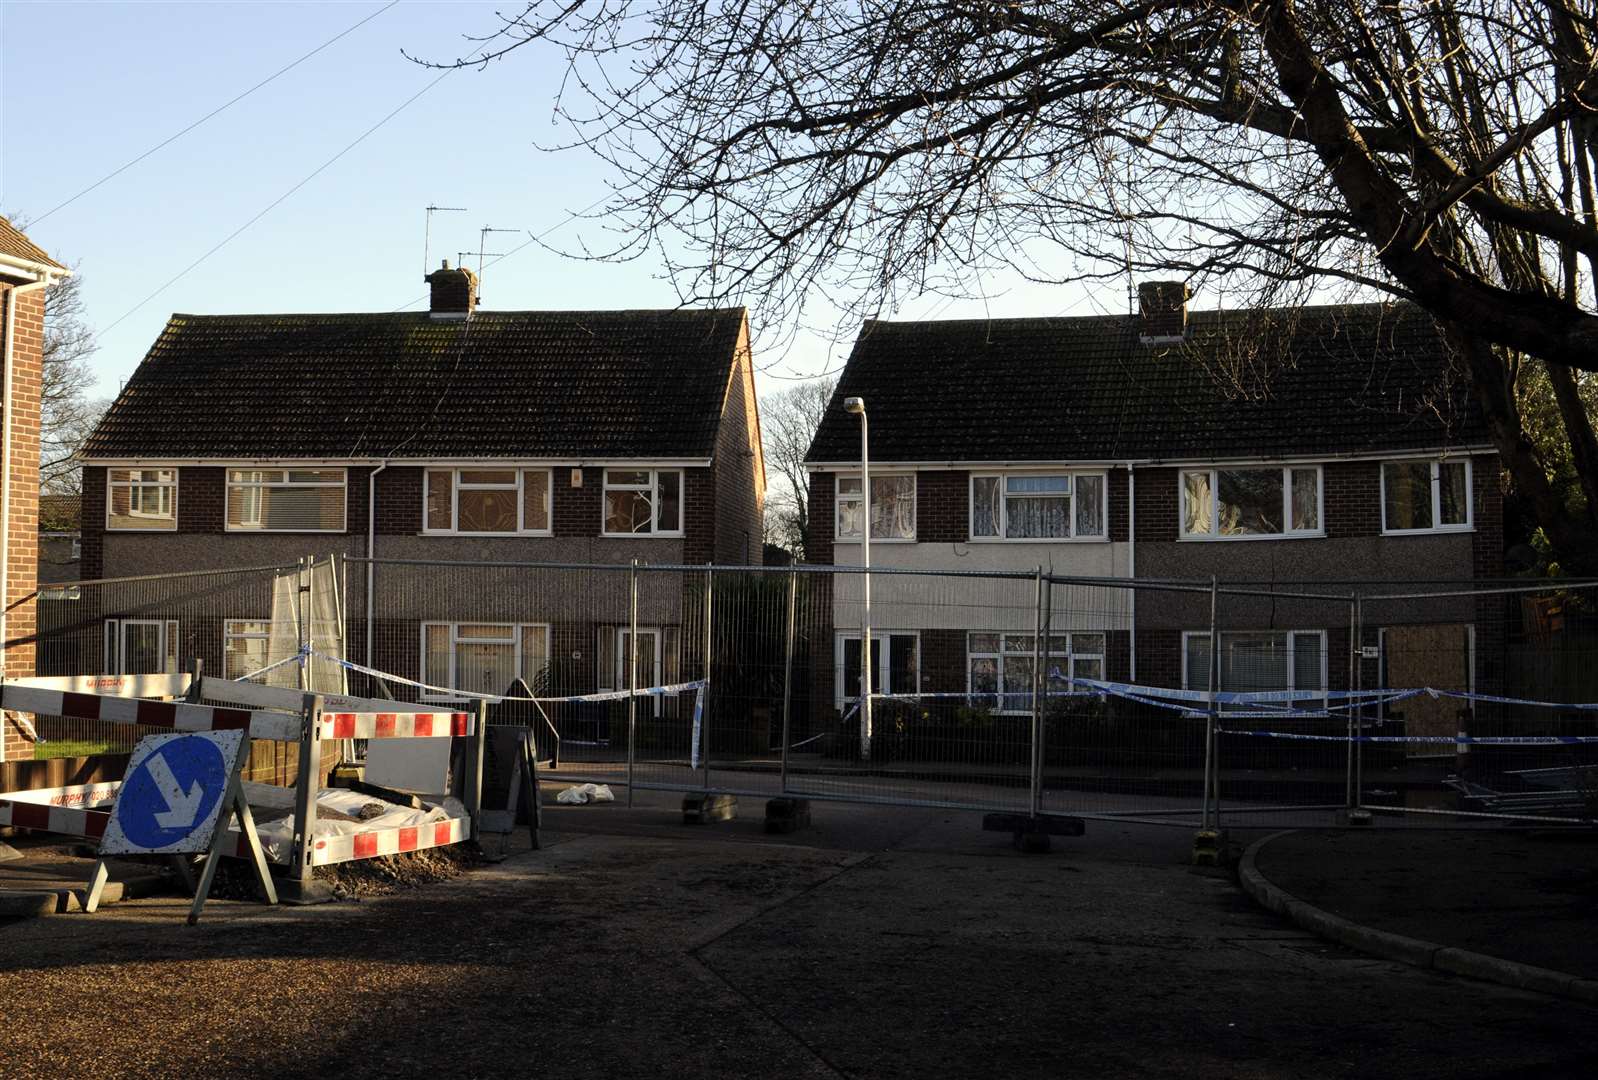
[425,0,1598,566]
[40,273,107,495]
[761,376,838,557]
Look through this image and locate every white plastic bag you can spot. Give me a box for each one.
[556,783,616,805]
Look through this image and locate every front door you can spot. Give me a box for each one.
[617,628,663,715]
[1382,624,1473,757]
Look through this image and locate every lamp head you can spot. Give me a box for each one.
[843,396,865,415]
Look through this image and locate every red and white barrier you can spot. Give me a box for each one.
[0,684,301,742]
[3,678,482,877]
[319,711,472,740]
[308,816,467,866]
[0,798,110,839]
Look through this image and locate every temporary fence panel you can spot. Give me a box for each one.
[37,556,1597,832]
[1352,580,1598,825]
[27,560,352,759]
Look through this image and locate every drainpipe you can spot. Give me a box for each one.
[364,461,388,671]
[1,273,56,683]
[1125,460,1136,682]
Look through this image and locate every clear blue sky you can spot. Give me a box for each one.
[1,0,1104,400]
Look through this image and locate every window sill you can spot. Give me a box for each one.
[106,525,179,533]
[225,528,348,534]
[832,536,918,544]
[964,536,1111,544]
[421,530,555,538]
[1176,532,1326,543]
[599,531,686,539]
[1379,526,1474,537]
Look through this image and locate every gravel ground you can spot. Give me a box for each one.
[2,802,1597,1079]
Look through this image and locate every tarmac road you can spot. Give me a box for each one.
[1,795,1594,1079]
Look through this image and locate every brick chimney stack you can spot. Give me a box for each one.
[425,260,478,320]
[1137,280,1190,343]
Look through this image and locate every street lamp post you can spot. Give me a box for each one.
[844,396,872,762]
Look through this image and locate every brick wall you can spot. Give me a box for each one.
[1107,467,1130,543]
[2,282,44,762]
[1323,461,1380,539]
[684,467,715,564]
[916,470,968,543]
[1134,467,1178,543]
[711,339,763,565]
[806,472,835,565]
[81,465,106,581]
[374,466,421,537]
[177,466,225,532]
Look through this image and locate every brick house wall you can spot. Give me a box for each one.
[2,281,44,762]
[915,471,967,543]
[710,341,764,566]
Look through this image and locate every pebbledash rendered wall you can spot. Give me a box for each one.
[1,279,45,763]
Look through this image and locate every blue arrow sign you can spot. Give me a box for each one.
[109,732,238,852]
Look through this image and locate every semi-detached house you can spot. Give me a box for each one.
[804,283,1500,736]
[77,264,764,699]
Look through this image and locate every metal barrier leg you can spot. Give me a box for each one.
[284,693,330,903]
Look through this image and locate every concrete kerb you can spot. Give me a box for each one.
[1238,830,1598,1006]
[0,867,174,919]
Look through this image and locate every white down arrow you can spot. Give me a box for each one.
[147,751,205,829]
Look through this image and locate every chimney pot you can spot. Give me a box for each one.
[425,261,478,320]
[1138,280,1190,343]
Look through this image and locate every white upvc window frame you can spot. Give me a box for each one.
[834,630,921,708]
[834,471,917,542]
[223,618,273,681]
[419,621,552,702]
[966,632,1107,715]
[422,467,554,536]
[103,618,180,675]
[1179,464,1324,541]
[1379,456,1474,535]
[968,470,1108,542]
[1180,629,1330,713]
[225,467,348,534]
[600,468,684,537]
[105,468,178,532]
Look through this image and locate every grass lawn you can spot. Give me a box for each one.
[32,739,114,760]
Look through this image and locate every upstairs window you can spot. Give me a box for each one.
[602,469,682,535]
[1181,466,1321,539]
[107,468,177,531]
[971,472,1106,540]
[425,468,551,534]
[227,468,346,532]
[1382,459,1471,533]
[835,473,916,540]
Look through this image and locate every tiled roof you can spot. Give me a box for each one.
[806,302,1484,464]
[40,494,81,532]
[0,215,66,272]
[85,308,747,459]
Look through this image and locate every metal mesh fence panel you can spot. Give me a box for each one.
[1355,581,1598,825]
[27,564,297,756]
[30,555,1595,828]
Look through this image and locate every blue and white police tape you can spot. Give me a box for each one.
[315,652,706,705]
[237,646,311,682]
[1217,728,1598,745]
